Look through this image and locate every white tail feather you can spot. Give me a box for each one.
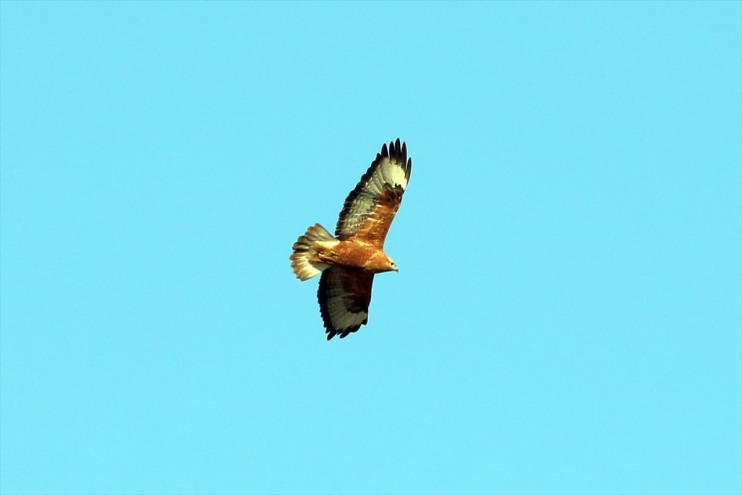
[290,223,336,281]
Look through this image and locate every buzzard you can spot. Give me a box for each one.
[290,139,412,339]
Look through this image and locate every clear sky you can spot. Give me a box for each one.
[1,2,740,494]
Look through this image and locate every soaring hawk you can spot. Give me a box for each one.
[290,139,412,339]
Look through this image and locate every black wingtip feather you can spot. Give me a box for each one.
[387,138,408,174]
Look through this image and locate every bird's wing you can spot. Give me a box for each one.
[335,139,412,247]
[318,267,375,340]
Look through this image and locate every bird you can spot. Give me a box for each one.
[290,138,412,340]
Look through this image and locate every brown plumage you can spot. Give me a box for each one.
[290,139,412,339]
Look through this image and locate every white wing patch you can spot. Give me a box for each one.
[367,156,408,195]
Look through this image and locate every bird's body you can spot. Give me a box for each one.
[305,236,396,274]
[290,139,412,339]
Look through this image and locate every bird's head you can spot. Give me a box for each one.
[389,259,399,272]
[366,251,399,273]
[384,254,399,273]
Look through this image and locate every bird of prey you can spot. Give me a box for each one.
[290,139,412,339]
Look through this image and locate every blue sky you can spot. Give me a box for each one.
[1,2,740,494]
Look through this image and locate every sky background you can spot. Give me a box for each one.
[1,2,741,494]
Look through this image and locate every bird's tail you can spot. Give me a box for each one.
[290,223,337,281]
